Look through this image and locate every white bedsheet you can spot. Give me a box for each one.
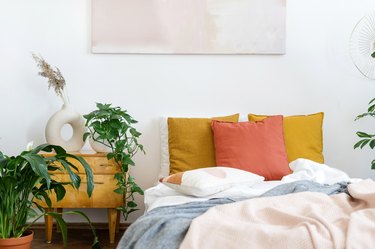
[144,159,357,212]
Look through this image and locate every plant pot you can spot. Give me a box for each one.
[0,231,33,249]
[45,104,86,151]
[89,137,111,153]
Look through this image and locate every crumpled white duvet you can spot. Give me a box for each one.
[145,159,355,212]
[180,179,375,249]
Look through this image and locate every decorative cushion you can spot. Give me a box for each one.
[159,115,248,179]
[159,117,170,178]
[168,114,239,175]
[248,112,324,163]
[211,116,291,180]
[160,167,264,197]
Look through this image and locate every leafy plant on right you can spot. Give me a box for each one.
[83,103,145,220]
[354,97,375,169]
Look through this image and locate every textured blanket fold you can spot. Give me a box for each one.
[180,179,375,249]
[117,180,349,249]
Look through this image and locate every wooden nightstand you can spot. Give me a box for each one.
[36,152,123,244]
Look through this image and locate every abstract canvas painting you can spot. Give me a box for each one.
[92,0,286,54]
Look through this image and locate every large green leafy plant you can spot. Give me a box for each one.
[83,103,145,220]
[0,144,99,248]
[354,97,375,169]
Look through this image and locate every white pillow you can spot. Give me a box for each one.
[159,115,248,179]
[160,167,265,197]
[159,117,170,178]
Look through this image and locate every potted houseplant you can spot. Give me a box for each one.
[0,143,100,249]
[354,97,375,169]
[83,103,145,220]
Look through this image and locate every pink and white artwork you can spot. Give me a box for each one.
[92,0,286,54]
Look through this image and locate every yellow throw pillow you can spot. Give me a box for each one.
[248,113,324,163]
[168,114,239,175]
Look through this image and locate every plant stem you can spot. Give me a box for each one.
[60,88,70,106]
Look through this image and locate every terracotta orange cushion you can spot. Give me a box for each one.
[211,116,291,180]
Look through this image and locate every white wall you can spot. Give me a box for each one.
[1,0,375,223]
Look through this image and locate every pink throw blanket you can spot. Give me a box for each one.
[180,179,375,249]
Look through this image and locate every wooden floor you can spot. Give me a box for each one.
[31,227,125,249]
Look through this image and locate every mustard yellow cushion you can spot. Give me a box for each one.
[248,113,324,163]
[168,114,239,175]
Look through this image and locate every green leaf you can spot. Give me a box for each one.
[123,156,135,166]
[132,185,144,195]
[355,112,375,120]
[96,103,111,110]
[372,159,375,170]
[370,140,375,149]
[126,201,137,208]
[372,51,375,58]
[53,184,67,202]
[354,140,365,149]
[63,210,100,249]
[83,132,91,142]
[369,97,375,105]
[109,120,122,129]
[368,104,375,113]
[115,140,126,150]
[33,189,52,207]
[114,173,123,182]
[121,164,129,172]
[356,132,372,138]
[67,154,94,197]
[47,213,68,248]
[129,128,141,137]
[107,153,115,160]
[360,139,371,149]
[116,206,126,212]
[21,153,51,188]
[113,187,124,194]
[59,160,81,190]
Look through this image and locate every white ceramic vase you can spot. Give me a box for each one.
[89,137,111,153]
[45,104,86,151]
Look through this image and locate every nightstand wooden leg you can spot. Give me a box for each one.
[108,208,117,244]
[56,208,63,233]
[116,210,121,233]
[44,208,54,243]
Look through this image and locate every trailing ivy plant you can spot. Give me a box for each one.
[354,97,375,169]
[83,103,145,220]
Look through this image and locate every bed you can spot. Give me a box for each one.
[117,161,375,249]
[117,114,375,249]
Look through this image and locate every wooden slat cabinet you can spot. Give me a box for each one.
[37,152,123,244]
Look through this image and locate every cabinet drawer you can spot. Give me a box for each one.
[81,155,119,174]
[91,175,123,208]
[35,174,123,208]
[43,153,120,174]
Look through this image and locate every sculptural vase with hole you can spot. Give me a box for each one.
[45,91,85,151]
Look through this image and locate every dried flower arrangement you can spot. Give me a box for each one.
[32,53,70,105]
